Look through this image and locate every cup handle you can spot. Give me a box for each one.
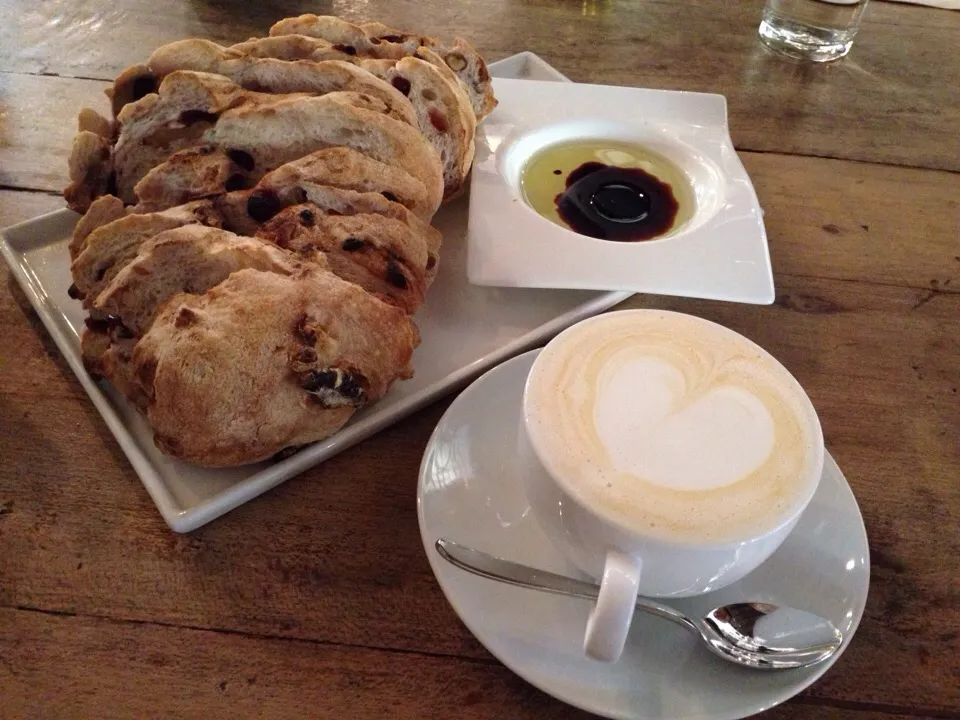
[584,550,642,662]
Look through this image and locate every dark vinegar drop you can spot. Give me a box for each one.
[552,169,562,175]
[555,161,679,241]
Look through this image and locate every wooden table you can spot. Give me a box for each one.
[1,1,957,718]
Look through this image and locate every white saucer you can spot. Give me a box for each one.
[417,350,870,720]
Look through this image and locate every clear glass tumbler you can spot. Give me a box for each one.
[758,0,869,62]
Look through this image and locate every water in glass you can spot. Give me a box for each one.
[759,0,869,62]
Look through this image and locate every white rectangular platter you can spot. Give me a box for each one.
[0,52,631,532]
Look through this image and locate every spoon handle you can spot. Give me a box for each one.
[435,538,695,632]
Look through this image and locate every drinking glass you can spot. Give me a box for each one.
[758,0,870,62]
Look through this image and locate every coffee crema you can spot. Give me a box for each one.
[524,311,823,545]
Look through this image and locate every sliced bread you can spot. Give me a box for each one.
[205,91,444,210]
[70,200,221,305]
[269,15,385,57]
[257,204,429,313]
[93,225,301,335]
[64,130,114,214]
[129,267,419,466]
[229,34,361,62]
[270,15,497,119]
[69,195,128,261]
[252,147,437,220]
[243,179,441,278]
[147,40,417,127]
[358,55,476,199]
[133,145,250,210]
[112,71,306,203]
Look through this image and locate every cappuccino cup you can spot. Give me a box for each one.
[519,309,824,662]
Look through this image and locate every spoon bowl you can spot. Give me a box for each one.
[436,538,842,670]
[699,603,843,669]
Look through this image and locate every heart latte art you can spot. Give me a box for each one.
[524,310,823,545]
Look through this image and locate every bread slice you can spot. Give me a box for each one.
[93,225,301,335]
[257,204,428,313]
[70,200,221,305]
[230,34,363,62]
[147,40,417,127]
[357,22,428,54]
[72,199,208,264]
[116,72,431,208]
[269,15,385,57]
[80,326,144,407]
[78,108,114,139]
[211,184,440,284]
[287,185,442,263]
[354,26,490,118]
[81,227,310,406]
[106,63,159,118]
[206,91,444,211]
[422,36,497,120]
[129,267,419,466]
[112,71,305,203]
[358,55,475,200]
[133,146,250,210]
[270,15,497,119]
[252,147,437,221]
[64,130,114,214]
[242,169,441,273]
[70,195,127,261]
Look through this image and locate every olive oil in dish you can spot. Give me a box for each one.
[520,140,695,241]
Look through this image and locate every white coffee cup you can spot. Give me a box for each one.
[518,309,824,662]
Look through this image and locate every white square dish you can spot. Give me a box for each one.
[467,77,775,304]
[0,52,631,533]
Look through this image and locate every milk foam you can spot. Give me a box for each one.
[525,311,823,545]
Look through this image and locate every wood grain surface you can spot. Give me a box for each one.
[2,608,951,720]
[1,1,958,718]
[1,0,958,171]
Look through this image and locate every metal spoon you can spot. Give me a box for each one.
[435,538,842,670]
